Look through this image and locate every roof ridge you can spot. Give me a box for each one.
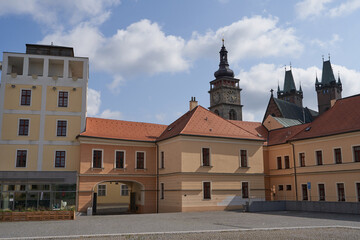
[87,117,167,127]
[227,119,263,138]
[181,105,200,134]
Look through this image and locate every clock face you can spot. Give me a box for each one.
[226,90,237,103]
[212,92,220,104]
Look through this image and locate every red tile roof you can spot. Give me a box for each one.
[157,106,265,141]
[267,123,309,146]
[230,120,268,140]
[79,117,167,142]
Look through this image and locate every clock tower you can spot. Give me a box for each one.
[209,40,242,120]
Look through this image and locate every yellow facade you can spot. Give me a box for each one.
[2,113,40,140]
[42,145,80,171]
[95,182,130,205]
[0,144,38,171]
[43,115,81,141]
[3,84,42,111]
[45,86,83,112]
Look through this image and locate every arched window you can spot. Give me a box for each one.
[214,110,220,116]
[229,109,237,120]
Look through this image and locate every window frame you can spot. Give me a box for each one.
[56,120,68,137]
[54,150,66,168]
[336,182,346,202]
[160,182,164,200]
[352,146,360,162]
[201,147,211,167]
[277,156,282,169]
[318,183,325,201]
[284,156,290,169]
[203,181,211,200]
[241,181,249,199]
[135,151,146,169]
[20,89,31,106]
[160,151,165,169]
[301,183,308,201]
[278,185,284,191]
[315,150,323,165]
[240,149,248,168]
[356,182,360,202]
[18,118,30,136]
[57,90,69,108]
[120,184,129,196]
[286,185,292,191]
[114,150,126,169]
[15,149,27,168]
[92,149,103,169]
[299,152,305,167]
[98,184,106,197]
[334,148,342,164]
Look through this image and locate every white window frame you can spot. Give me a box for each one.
[135,151,146,169]
[15,149,28,168]
[92,149,104,169]
[239,149,248,168]
[314,149,323,165]
[56,119,68,137]
[317,182,326,201]
[241,181,250,199]
[333,147,342,164]
[98,184,106,197]
[17,118,30,136]
[57,90,69,108]
[114,150,126,169]
[201,147,211,167]
[120,184,129,196]
[202,181,211,200]
[19,88,32,107]
[54,150,66,168]
[336,182,346,202]
[160,182,164,200]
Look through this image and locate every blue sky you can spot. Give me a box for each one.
[1,0,360,124]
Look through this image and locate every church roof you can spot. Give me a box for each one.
[321,60,336,85]
[272,98,314,123]
[79,117,167,142]
[272,117,302,127]
[157,105,265,142]
[283,69,296,92]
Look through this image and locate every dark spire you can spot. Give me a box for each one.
[283,69,296,93]
[315,72,319,85]
[337,71,342,84]
[321,60,336,85]
[214,40,234,79]
[299,82,303,92]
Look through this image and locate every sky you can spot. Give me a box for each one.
[1,0,360,125]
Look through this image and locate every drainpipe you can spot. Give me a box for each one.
[290,142,298,201]
[156,142,159,213]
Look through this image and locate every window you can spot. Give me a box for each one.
[301,184,308,200]
[337,183,345,201]
[334,148,342,164]
[98,184,106,196]
[240,150,247,167]
[18,119,29,136]
[160,151,165,169]
[318,184,325,201]
[278,185,284,191]
[136,152,145,169]
[160,183,164,200]
[203,182,211,199]
[56,120,67,137]
[286,185,292,191]
[277,156,282,169]
[115,151,125,169]
[16,150,27,168]
[55,151,66,168]
[316,150,323,165]
[299,153,305,167]
[92,150,102,168]
[229,109,237,120]
[357,183,360,202]
[202,148,210,166]
[121,184,129,196]
[21,89,31,106]
[242,182,249,199]
[284,156,290,169]
[58,91,68,107]
[353,146,360,162]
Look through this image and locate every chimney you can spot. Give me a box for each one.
[331,99,337,107]
[189,97,198,111]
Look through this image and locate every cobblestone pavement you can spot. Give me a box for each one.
[0,211,360,239]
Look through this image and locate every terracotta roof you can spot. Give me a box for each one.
[291,94,360,140]
[267,123,309,146]
[229,120,268,140]
[79,117,167,142]
[157,106,265,141]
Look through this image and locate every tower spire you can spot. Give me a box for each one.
[214,40,234,79]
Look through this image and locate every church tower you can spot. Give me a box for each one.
[277,67,303,107]
[315,57,342,115]
[209,40,242,120]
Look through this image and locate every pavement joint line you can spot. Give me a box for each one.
[1,225,359,240]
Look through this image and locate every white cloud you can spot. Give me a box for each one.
[311,34,342,49]
[99,109,123,120]
[185,16,303,61]
[155,113,166,123]
[107,75,124,94]
[295,0,332,20]
[329,0,360,17]
[87,88,102,115]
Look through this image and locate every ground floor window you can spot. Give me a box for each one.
[160,183,164,200]
[302,184,308,201]
[337,183,345,202]
[318,184,325,201]
[242,182,249,199]
[357,183,360,202]
[98,184,106,197]
[203,182,211,199]
[121,184,129,196]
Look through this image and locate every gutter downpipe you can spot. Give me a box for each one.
[156,142,159,213]
[290,142,298,201]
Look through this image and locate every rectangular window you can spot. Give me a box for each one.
[18,119,29,136]
[160,151,165,169]
[56,120,67,137]
[242,182,249,199]
[284,156,290,169]
[316,150,323,165]
[278,185,284,191]
[98,184,106,197]
[357,183,360,202]
[286,185,292,191]
[58,91,68,107]
[136,152,145,169]
[16,150,27,168]
[299,153,305,167]
[115,151,125,169]
[121,184,129,196]
[337,183,345,201]
[202,148,210,166]
[160,183,164,200]
[353,146,360,162]
[92,150,102,168]
[240,150,247,167]
[55,151,66,168]
[302,184,308,201]
[318,184,325,201]
[203,182,211,199]
[334,148,342,164]
[277,156,282,169]
[21,89,31,106]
